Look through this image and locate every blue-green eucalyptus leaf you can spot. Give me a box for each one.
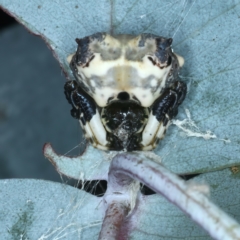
[1,0,239,175]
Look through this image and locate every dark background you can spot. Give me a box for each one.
[0,10,84,182]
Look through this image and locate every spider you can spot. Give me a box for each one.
[64,33,187,151]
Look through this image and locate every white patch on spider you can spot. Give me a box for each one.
[172,109,231,143]
[83,122,94,139]
[90,79,96,87]
[156,122,167,139]
[141,112,160,147]
[150,79,158,87]
[89,111,108,145]
[174,53,184,67]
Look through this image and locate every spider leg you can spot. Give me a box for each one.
[141,81,187,150]
[64,81,109,149]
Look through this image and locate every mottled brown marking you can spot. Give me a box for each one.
[230,166,239,174]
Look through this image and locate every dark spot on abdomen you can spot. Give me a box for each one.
[117,91,130,101]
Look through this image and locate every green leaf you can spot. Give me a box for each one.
[0,179,103,240]
[1,0,240,239]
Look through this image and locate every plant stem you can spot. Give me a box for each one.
[99,152,240,240]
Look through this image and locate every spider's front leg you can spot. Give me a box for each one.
[141,81,187,150]
[64,80,109,150]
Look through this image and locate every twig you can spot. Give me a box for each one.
[98,158,140,240]
[99,152,240,240]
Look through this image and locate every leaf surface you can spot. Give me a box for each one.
[1,1,240,239]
